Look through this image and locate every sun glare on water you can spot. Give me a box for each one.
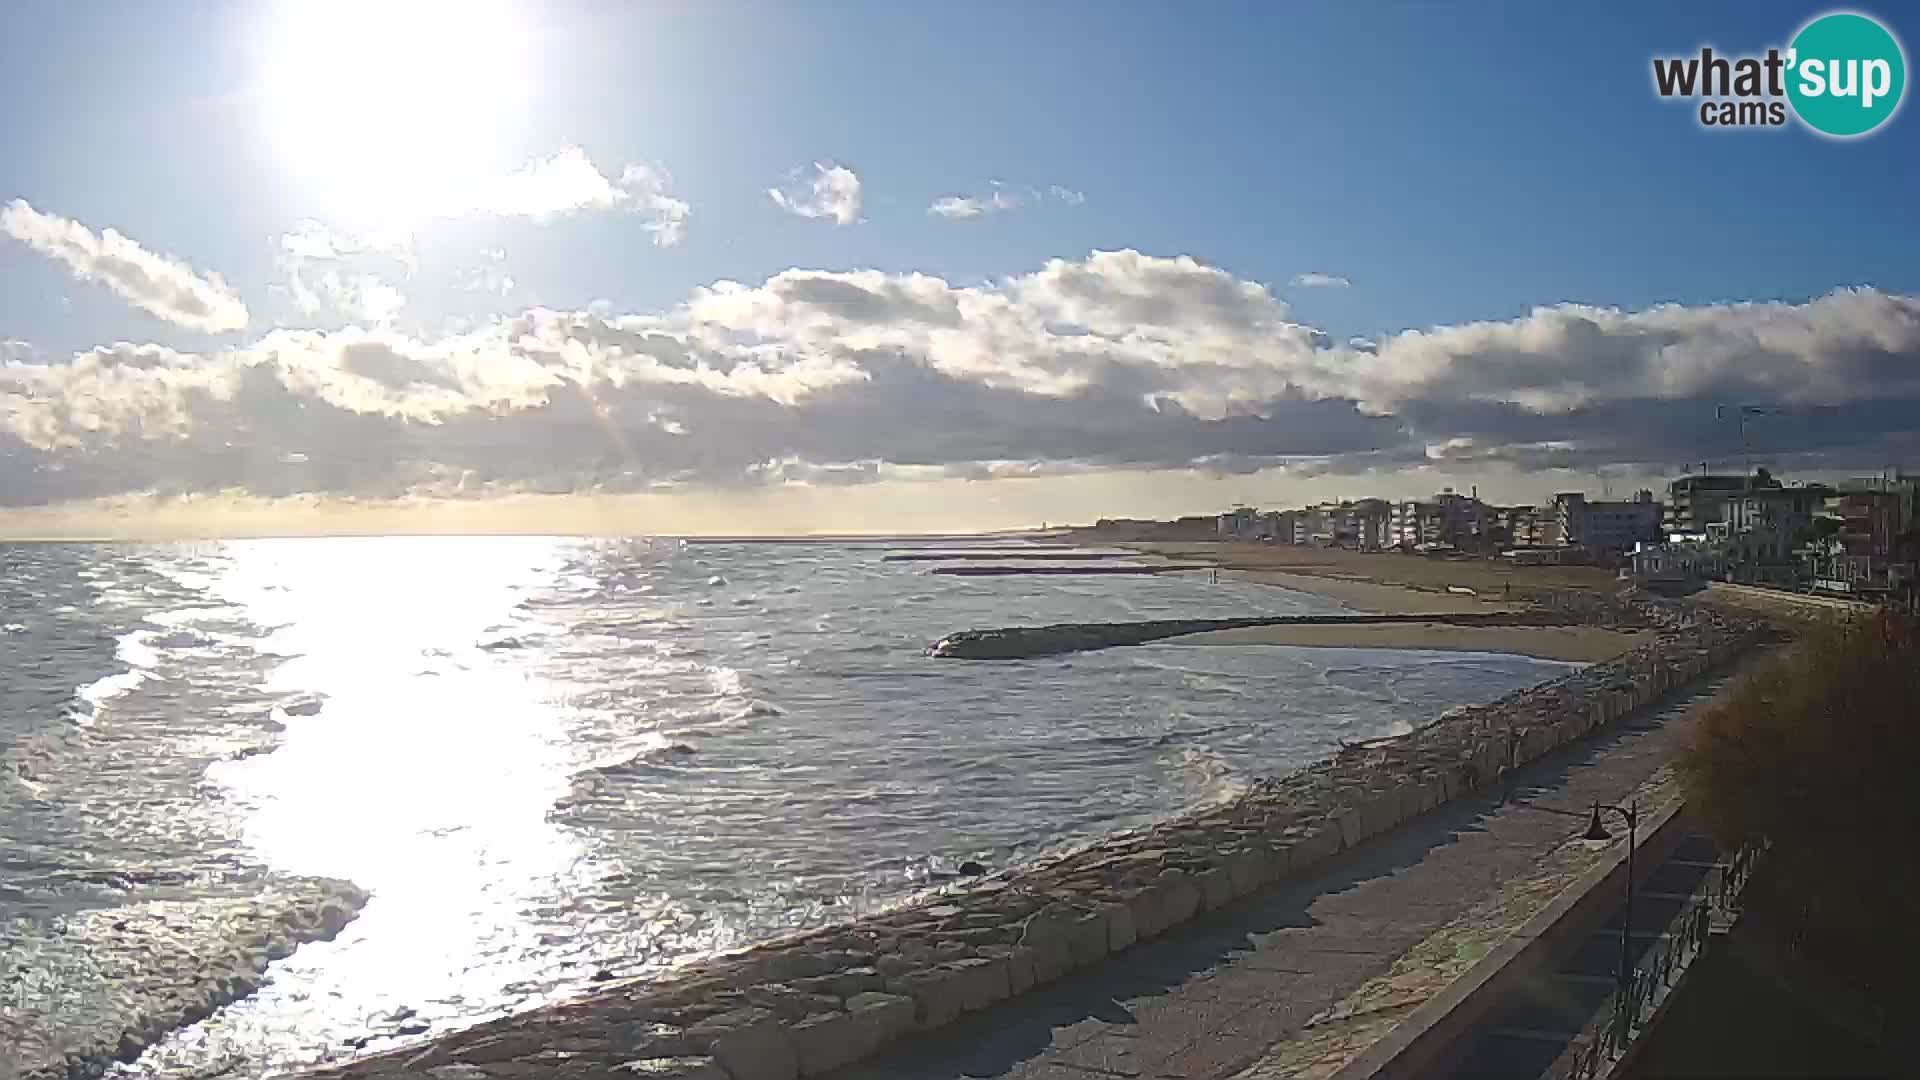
[257,0,533,231]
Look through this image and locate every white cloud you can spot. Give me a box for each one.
[3,251,1919,507]
[768,162,863,226]
[1,200,250,333]
[276,221,413,327]
[279,220,416,271]
[929,181,1083,219]
[460,249,516,298]
[463,147,626,219]
[1290,272,1351,288]
[267,154,685,330]
[325,274,407,325]
[453,150,690,244]
[930,187,1023,219]
[618,164,692,247]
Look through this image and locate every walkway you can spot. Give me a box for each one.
[1433,830,1724,1080]
[825,666,1755,1080]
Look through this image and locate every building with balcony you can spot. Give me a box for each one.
[1553,490,1664,552]
[1824,477,1916,560]
[1664,474,1759,534]
[1719,486,1826,563]
[1487,504,1557,548]
[1393,489,1490,549]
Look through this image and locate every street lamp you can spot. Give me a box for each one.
[1583,801,1640,1005]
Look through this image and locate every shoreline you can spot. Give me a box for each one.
[297,596,1768,1080]
[291,591,1774,1076]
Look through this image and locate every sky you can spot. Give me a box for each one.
[1,0,1917,536]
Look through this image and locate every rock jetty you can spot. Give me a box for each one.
[927,564,1171,576]
[881,551,1139,562]
[926,611,1574,659]
[302,596,1767,1080]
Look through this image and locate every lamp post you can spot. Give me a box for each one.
[1583,801,1640,1008]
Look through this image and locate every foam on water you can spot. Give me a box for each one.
[0,538,1579,1080]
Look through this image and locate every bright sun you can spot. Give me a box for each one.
[258,0,532,231]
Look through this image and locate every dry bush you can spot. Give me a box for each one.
[1679,611,1920,999]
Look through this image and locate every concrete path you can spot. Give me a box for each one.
[1432,830,1723,1080]
[825,667,1753,1080]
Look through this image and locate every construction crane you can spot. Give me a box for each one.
[1716,404,1785,486]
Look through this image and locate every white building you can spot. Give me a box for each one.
[1216,506,1259,538]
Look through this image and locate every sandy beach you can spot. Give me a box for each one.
[1114,540,1621,605]
[1215,567,1501,614]
[1094,537,1645,661]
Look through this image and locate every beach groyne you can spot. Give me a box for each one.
[926,611,1579,659]
[305,597,1767,1080]
[927,564,1171,576]
[880,551,1140,562]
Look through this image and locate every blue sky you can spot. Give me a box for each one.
[1,2,1916,533]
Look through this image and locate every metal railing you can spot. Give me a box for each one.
[1540,841,1763,1080]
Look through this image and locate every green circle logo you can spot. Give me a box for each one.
[1787,12,1906,137]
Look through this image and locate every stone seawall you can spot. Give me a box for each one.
[927,611,1575,660]
[307,598,1768,1080]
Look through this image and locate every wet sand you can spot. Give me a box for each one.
[1098,538,1622,612]
[1221,567,1504,614]
[1091,538,1645,659]
[1166,621,1646,663]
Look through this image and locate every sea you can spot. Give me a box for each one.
[0,536,1577,1078]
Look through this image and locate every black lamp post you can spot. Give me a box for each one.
[1584,801,1640,1006]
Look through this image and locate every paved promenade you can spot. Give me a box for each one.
[826,668,1752,1080]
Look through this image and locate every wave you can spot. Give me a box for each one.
[73,669,150,718]
[114,628,164,670]
[553,742,702,810]
[1,879,369,1080]
[4,537,1580,1079]
[1088,723,1234,751]
[69,618,168,718]
[278,695,325,718]
[1169,743,1249,809]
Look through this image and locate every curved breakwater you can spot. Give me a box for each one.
[926,611,1580,659]
[306,596,1770,1080]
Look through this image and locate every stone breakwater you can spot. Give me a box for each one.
[302,597,1766,1080]
[927,565,1171,576]
[926,611,1577,660]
